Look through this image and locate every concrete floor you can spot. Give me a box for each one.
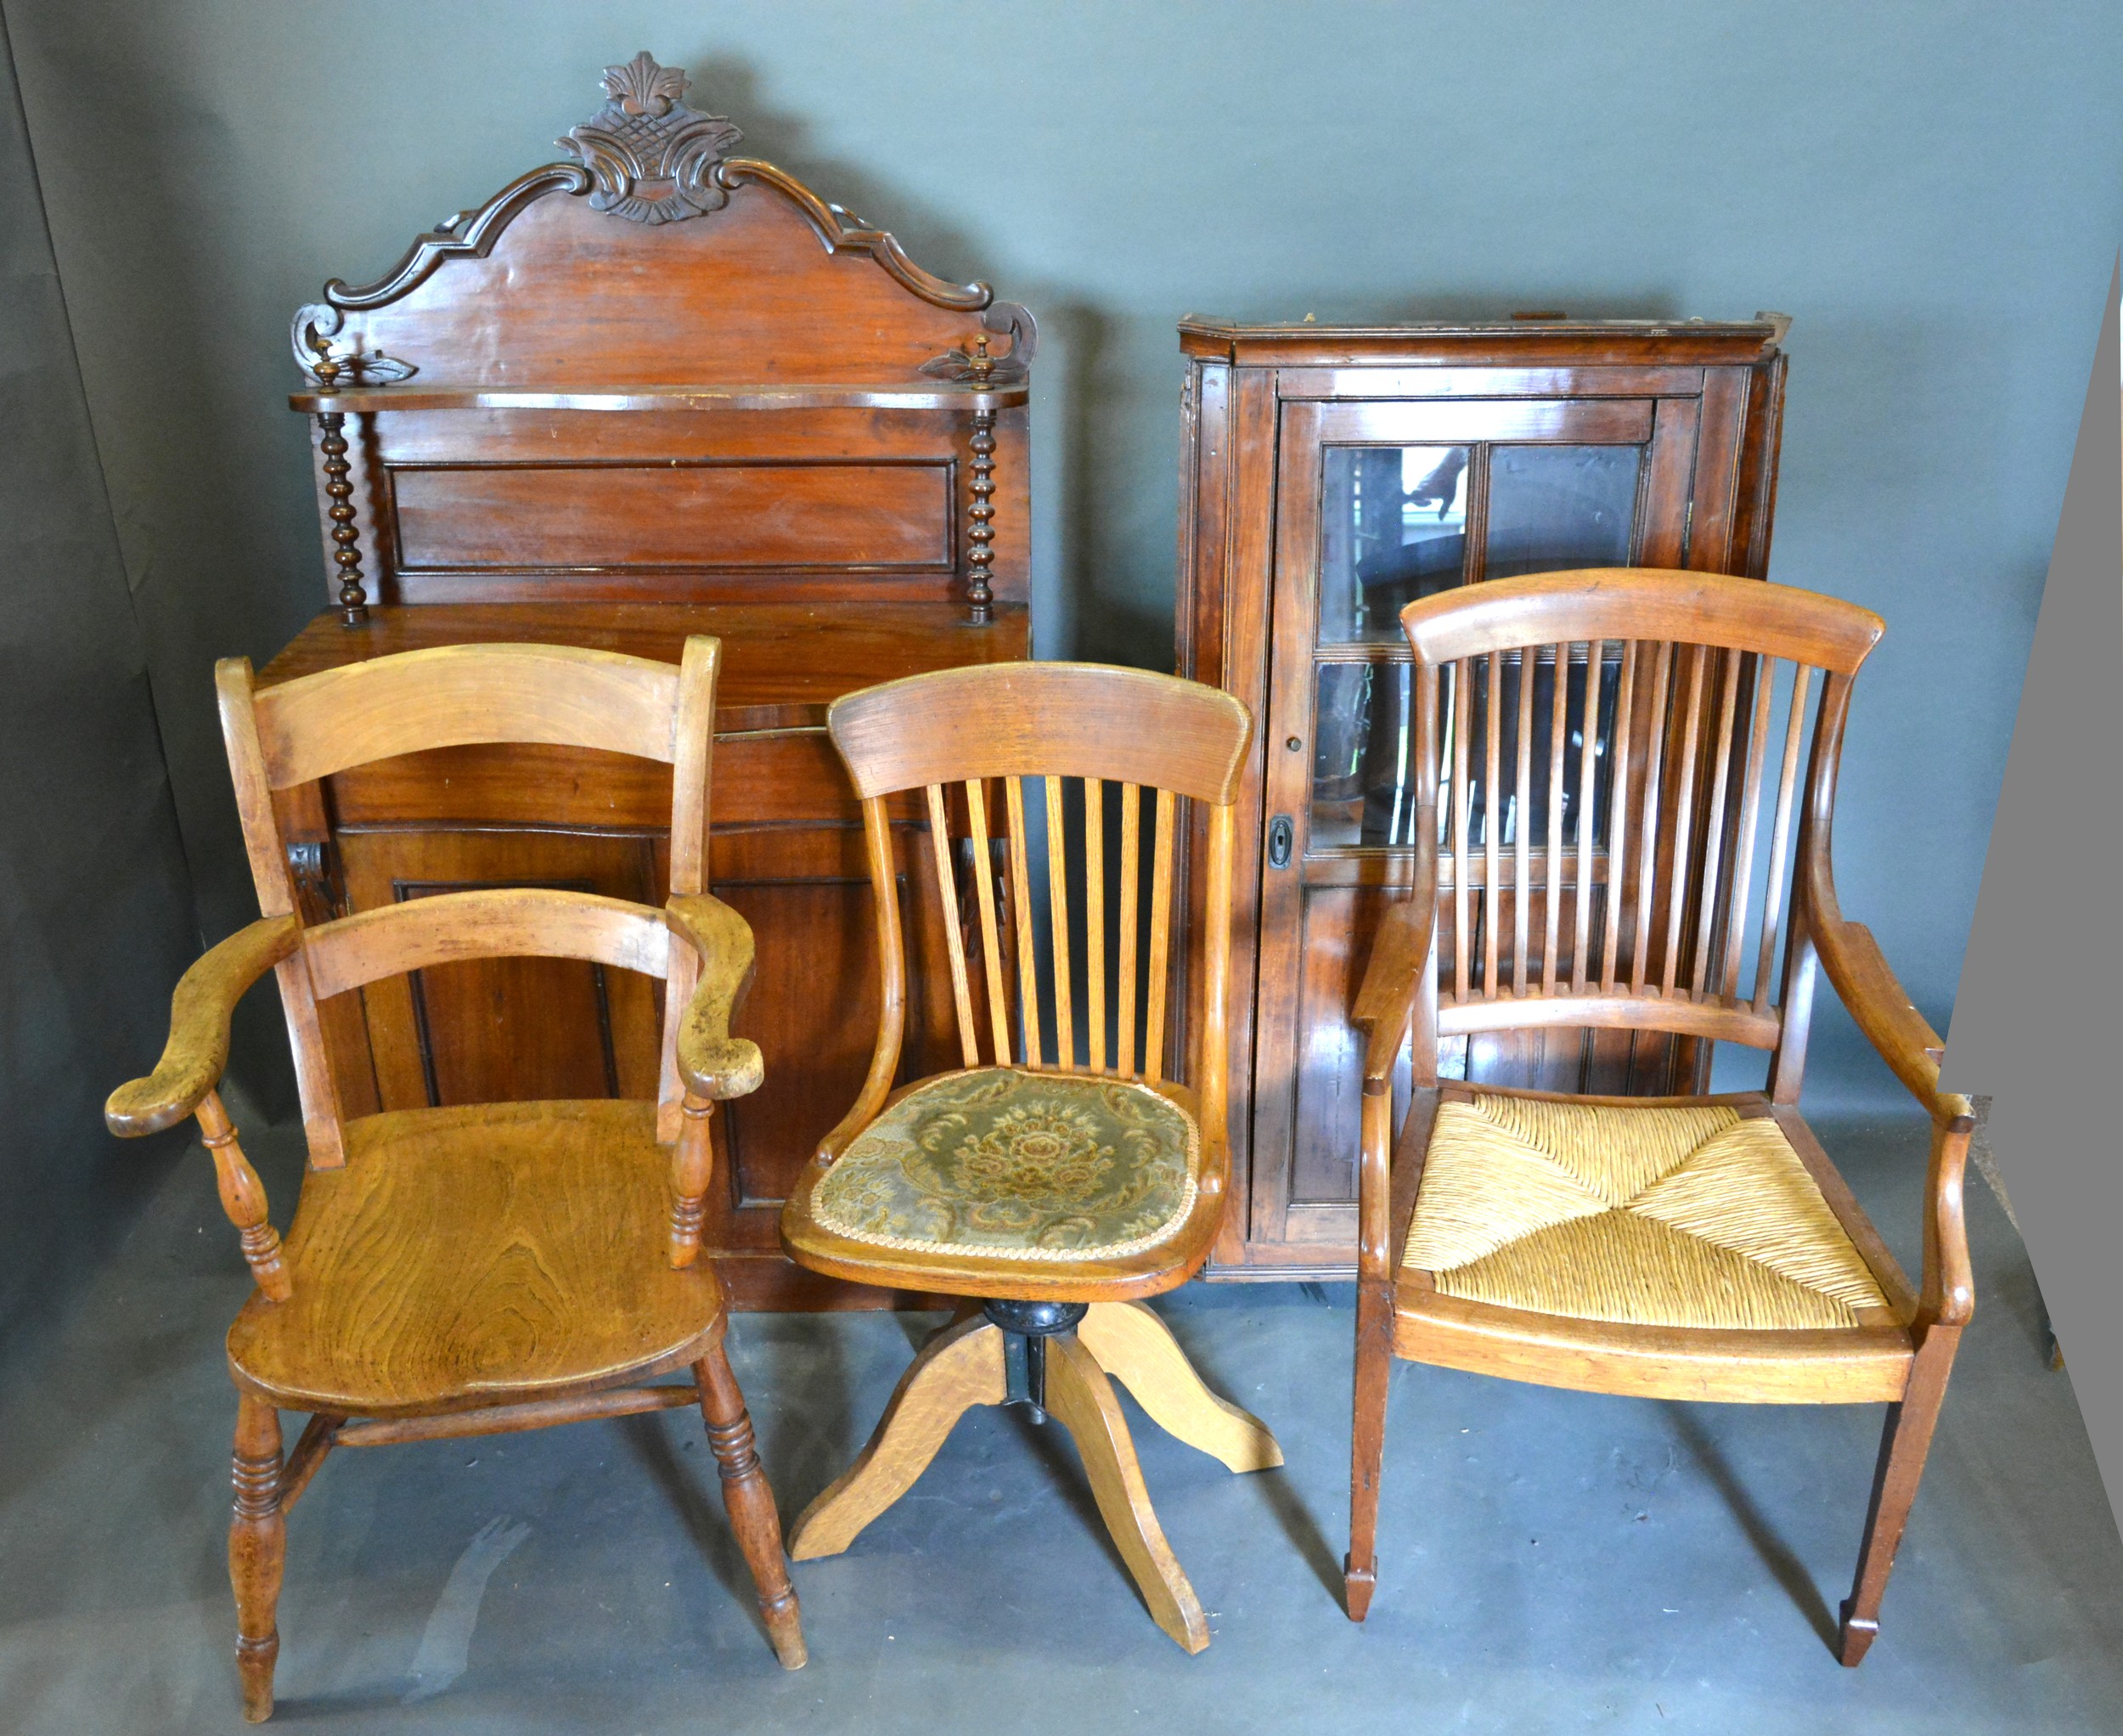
[3,1113,2119,1733]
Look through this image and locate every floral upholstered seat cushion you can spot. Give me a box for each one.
[811,1068,1200,1261]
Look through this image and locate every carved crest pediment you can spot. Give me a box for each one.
[560,51,744,225]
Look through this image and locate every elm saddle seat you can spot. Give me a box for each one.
[1343,568,1976,1669]
[778,662,1284,1654]
[105,637,805,1722]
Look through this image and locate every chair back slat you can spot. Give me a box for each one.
[1004,777,1043,1068]
[303,889,672,1000]
[217,637,720,1164]
[251,644,688,788]
[1399,570,1883,1078]
[1045,775,1077,1070]
[1117,782,1142,1079]
[926,784,982,1070]
[826,665,1251,1097]
[1144,788,1179,1085]
[1084,778,1108,1074]
[964,779,1015,1063]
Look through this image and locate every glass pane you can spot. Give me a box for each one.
[1484,444,1642,581]
[1318,446,1469,644]
[1309,650,1622,854]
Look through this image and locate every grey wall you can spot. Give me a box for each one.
[0,8,199,1340]
[6,0,2118,1111]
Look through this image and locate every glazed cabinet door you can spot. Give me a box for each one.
[1248,394,1709,1256]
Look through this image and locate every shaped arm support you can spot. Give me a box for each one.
[104,916,301,1137]
[1805,859,1975,1327]
[662,894,763,1271]
[664,894,766,1102]
[103,917,301,1304]
[1348,899,1438,1286]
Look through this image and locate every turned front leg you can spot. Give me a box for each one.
[229,1394,285,1722]
[693,1340,806,1669]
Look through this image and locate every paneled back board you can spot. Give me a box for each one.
[1174,317,1789,1277]
[260,54,1034,1307]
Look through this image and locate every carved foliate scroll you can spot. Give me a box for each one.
[560,51,744,225]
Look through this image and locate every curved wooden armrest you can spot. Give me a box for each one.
[1806,866,1975,1325]
[665,893,765,1102]
[1351,899,1436,1091]
[1807,903,1967,1125]
[104,916,302,1137]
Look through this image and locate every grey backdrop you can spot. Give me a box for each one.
[7,0,2119,1114]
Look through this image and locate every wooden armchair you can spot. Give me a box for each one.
[778,663,1283,1653]
[1343,569,1973,1666]
[104,638,804,1721]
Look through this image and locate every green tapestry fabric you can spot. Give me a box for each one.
[812,1068,1199,1261]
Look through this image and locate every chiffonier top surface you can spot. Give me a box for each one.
[1178,314,1786,369]
[261,601,1023,734]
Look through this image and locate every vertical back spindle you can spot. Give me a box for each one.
[1599,641,1640,989]
[1450,658,1473,1001]
[1721,657,1777,999]
[1543,641,1568,993]
[1689,650,1745,997]
[1572,640,1604,991]
[1512,647,1535,994]
[1658,645,1709,995]
[1753,663,1813,1013]
[1628,642,1675,994]
[1483,651,1503,996]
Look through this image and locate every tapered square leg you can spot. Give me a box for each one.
[1837,1326,1960,1666]
[1345,1277,1393,1621]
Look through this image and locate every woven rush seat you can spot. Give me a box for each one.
[1405,1094,1889,1331]
[810,1067,1199,1260]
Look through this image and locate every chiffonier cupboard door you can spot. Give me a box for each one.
[1178,320,1790,1269]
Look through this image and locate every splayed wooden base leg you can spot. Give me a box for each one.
[1078,1301,1283,1473]
[694,1344,807,1670]
[789,1315,1006,1560]
[1044,1331,1213,1654]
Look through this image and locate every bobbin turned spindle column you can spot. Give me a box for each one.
[963,337,997,625]
[304,336,368,626]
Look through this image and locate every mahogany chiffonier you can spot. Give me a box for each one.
[1174,315,1793,1276]
[260,54,1033,1307]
